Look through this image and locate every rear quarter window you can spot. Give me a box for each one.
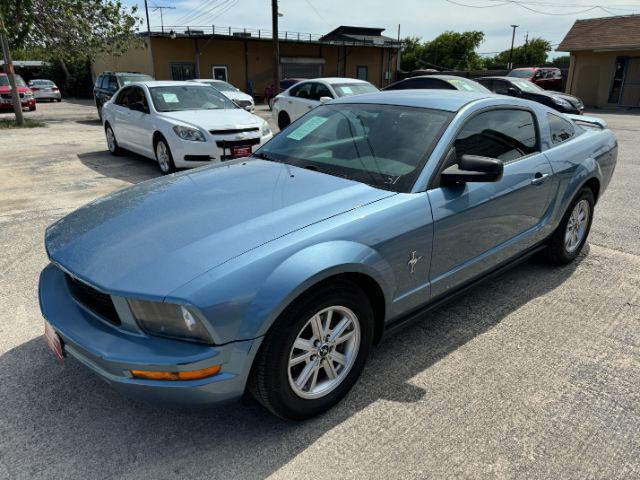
[547,113,576,145]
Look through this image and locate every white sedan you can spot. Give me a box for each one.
[272,77,379,129]
[190,79,255,112]
[102,81,272,174]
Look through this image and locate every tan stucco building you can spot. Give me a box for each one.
[560,15,640,108]
[93,26,400,98]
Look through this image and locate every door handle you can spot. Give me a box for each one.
[307,105,313,109]
[531,172,550,185]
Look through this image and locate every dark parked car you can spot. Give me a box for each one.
[507,67,562,91]
[477,76,584,114]
[93,71,154,120]
[383,75,490,93]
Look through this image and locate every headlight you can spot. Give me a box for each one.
[24,91,33,98]
[261,122,271,136]
[173,125,205,142]
[552,97,572,108]
[128,299,213,343]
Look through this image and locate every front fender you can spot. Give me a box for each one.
[237,241,395,340]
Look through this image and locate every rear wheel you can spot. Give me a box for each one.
[155,137,176,174]
[278,111,291,130]
[97,103,103,122]
[105,124,122,155]
[29,105,36,111]
[546,187,594,264]
[249,281,374,420]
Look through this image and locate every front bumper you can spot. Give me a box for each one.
[0,97,36,110]
[38,263,262,406]
[168,133,273,169]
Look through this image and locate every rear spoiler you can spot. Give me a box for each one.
[566,114,607,129]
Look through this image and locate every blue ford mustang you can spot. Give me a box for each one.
[39,91,617,419]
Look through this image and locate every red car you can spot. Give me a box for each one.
[0,73,36,112]
[507,67,562,91]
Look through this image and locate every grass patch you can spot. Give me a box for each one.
[0,118,46,129]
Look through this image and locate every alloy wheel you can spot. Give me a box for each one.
[288,306,361,400]
[106,127,116,152]
[156,141,170,173]
[564,199,590,253]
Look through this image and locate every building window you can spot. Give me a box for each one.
[356,65,368,80]
[213,66,228,82]
[171,63,196,81]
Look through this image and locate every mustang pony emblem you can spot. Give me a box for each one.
[408,251,422,274]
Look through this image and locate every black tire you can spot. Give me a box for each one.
[249,280,374,420]
[546,187,595,265]
[97,103,103,122]
[278,111,291,130]
[105,124,122,156]
[29,105,36,111]
[154,137,177,174]
[56,98,62,103]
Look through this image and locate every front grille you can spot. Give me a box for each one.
[65,274,121,325]
[215,137,261,149]
[1,93,25,99]
[209,127,259,135]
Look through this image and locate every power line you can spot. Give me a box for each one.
[444,0,640,15]
[303,0,332,28]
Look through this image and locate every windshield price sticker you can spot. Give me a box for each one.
[286,117,328,140]
[162,93,179,103]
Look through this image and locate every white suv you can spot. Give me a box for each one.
[272,78,379,130]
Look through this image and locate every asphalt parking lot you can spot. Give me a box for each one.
[1,100,639,480]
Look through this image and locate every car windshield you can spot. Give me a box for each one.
[205,81,236,92]
[119,74,154,86]
[332,83,379,97]
[149,85,237,112]
[31,80,54,86]
[0,75,26,87]
[507,69,535,78]
[255,104,452,192]
[511,79,544,92]
[446,78,490,92]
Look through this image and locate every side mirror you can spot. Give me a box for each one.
[319,96,332,103]
[507,87,519,96]
[129,102,147,113]
[441,154,503,184]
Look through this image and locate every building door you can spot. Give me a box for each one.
[213,66,228,81]
[280,58,324,79]
[619,57,640,106]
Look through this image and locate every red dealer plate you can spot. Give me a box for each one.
[44,320,65,364]
[231,145,252,158]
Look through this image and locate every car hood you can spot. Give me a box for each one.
[530,89,581,104]
[157,108,263,130]
[45,159,395,297]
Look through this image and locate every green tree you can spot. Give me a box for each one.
[488,38,552,68]
[401,31,486,72]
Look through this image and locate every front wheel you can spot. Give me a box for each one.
[278,111,291,130]
[546,187,595,264]
[155,137,176,174]
[105,124,122,155]
[249,281,374,420]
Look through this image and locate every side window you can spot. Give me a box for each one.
[412,78,453,89]
[453,109,538,162]
[313,83,333,100]
[96,75,105,88]
[291,82,313,99]
[128,87,149,110]
[114,87,132,106]
[390,79,419,90]
[547,113,575,145]
[107,75,118,91]
[476,79,493,91]
[493,80,512,94]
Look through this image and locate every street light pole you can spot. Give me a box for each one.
[508,24,518,70]
[271,0,280,94]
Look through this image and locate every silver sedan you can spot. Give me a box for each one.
[28,79,61,102]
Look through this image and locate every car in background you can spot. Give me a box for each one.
[272,77,379,129]
[507,67,562,91]
[0,73,36,112]
[477,76,583,114]
[189,79,255,112]
[40,90,617,419]
[94,71,154,120]
[28,79,61,102]
[383,75,490,93]
[101,81,272,174]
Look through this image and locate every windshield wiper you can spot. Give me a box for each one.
[253,151,276,161]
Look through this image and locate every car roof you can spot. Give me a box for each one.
[132,80,212,88]
[192,78,227,83]
[330,89,497,112]
[304,77,371,85]
[407,74,475,81]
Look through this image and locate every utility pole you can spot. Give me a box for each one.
[396,24,401,82]
[153,5,176,34]
[144,0,151,35]
[524,32,529,66]
[271,0,280,93]
[508,24,518,70]
[0,13,24,126]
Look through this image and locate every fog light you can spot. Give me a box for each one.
[130,364,221,381]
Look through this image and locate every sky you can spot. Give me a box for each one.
[123,0,640,58]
